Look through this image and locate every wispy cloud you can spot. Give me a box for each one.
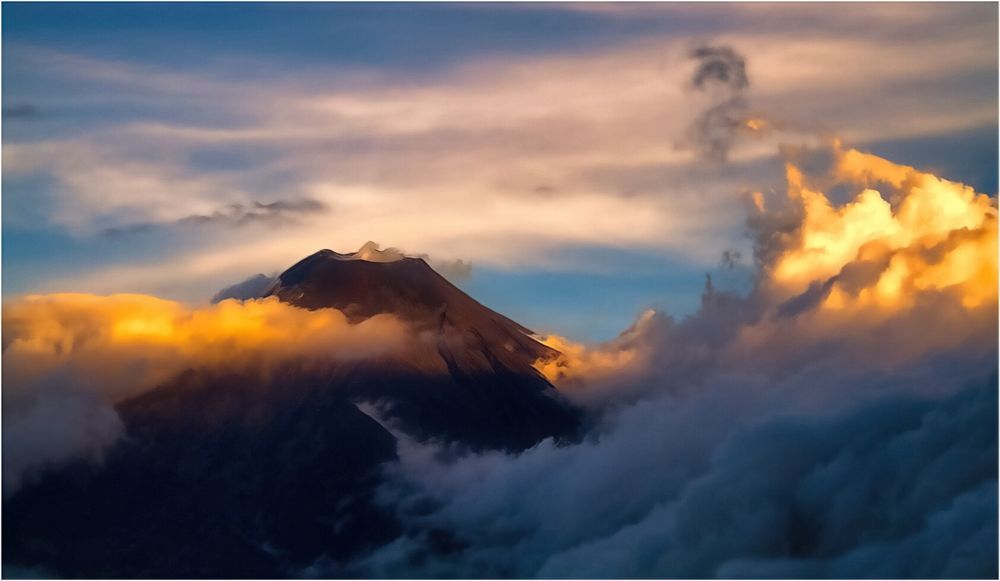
[102,198,329,237]
[3,5,996,300]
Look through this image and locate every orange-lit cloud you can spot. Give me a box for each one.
[539,144,998,393]
[766,143,997,312]
[2,293,413,494]
[534,334,639,386]
[532,310,663,401]
[3,294,410,403]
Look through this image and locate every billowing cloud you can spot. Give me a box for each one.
[1,294,410,495]
[351,372,995,578]
[535,142,997,402]
[335,145,998,577]
[765,143,996,308]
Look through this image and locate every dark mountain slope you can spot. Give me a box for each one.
[4,367,400,578]
[266,249,579,450]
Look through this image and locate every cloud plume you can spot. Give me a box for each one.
[684,44,754,162]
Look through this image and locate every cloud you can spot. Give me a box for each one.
[353,241,476,281]
[2,104,41,120]
[1,294,411,495]
[210,273,277,303]
[428,258,473,282]
[759,145,996,326]
[683,44,755,162]
[690,45,749,92]
[352,370,996,578]
[102,198,329,237]
[332,145,998,577]
[2,380,123,503]
[410,251,474,282]
[537,377,997,579]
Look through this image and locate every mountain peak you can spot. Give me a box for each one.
[263,244,574,447]
[266,246,447,321]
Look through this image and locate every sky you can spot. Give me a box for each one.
[2,2,997,341]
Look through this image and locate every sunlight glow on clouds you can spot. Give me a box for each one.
[534,143,998,399]
[3,2,996,310]
[771,144,997,310]
[4,294,408,401]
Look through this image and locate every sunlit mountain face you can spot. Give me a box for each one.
[2,3,997,579]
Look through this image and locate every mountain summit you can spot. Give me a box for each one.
[4,246,580,578]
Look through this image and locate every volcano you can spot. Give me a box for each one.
[3,246,580,578]
[264,247,578,450]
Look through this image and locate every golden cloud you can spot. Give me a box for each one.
[539,145,998,391]
[768,143,997,312]
[2,294,410,402]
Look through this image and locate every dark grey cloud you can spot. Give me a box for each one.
[688,98,750,162]
[210,273,277,303]
[102,198,328,237]
[690,45,749,92]
[2,104,41,120]
[720,249,742,269]
[685,44,752,162]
